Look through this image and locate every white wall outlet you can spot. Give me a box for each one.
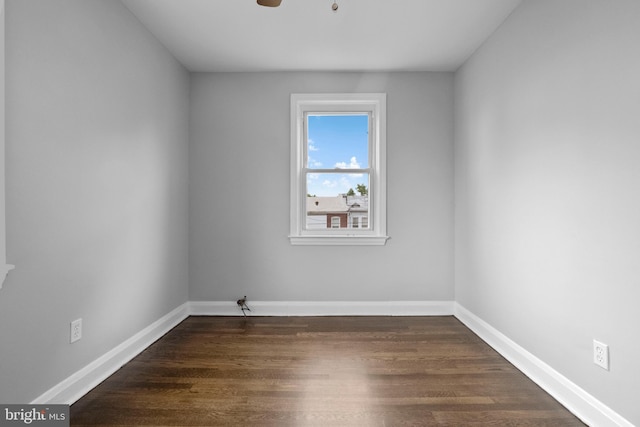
[593,339,609,370]
[70,318,82,343]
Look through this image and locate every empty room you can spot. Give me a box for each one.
[1,0,639,425]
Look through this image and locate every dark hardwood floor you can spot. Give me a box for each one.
[71,316,585,426]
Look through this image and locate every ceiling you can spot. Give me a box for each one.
[121,0,522,72]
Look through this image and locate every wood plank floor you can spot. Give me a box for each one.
[71,316,585,426]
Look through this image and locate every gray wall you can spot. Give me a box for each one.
[189,72,454,301]
[454,0,640,424]
[0,0,190,403]
[8,1,637,422]
[0,1,5,267]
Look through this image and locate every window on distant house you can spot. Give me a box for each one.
[289,93,388,245]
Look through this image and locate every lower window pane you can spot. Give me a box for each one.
[305,173,370,230]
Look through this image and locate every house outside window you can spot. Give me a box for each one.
[347,195,368,230]
[289,93,388,245]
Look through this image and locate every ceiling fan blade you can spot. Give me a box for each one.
[257,0,282,6]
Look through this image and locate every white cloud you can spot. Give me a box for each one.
[308,172,369,196]
[335,156,361,169]
[308,139,319,151]
[308,155,323,168]
[321,175,359,192]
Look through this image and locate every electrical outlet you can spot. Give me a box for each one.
[593,339,609,370]
[70,318,82,343]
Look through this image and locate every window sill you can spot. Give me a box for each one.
[289,235,389,246]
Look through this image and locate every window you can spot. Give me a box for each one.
[290,93,388,245]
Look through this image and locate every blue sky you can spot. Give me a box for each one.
[306,114,369,197]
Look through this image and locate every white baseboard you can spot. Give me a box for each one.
[32,302,190,405]
[454,303,633,427]
[32,299,632,427]
[32,300,452,405]
[188,300,455,316]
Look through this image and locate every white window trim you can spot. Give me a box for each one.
[289,93,388,246]
[0,0,14,289]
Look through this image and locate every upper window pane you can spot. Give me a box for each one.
[307,114,369,169]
